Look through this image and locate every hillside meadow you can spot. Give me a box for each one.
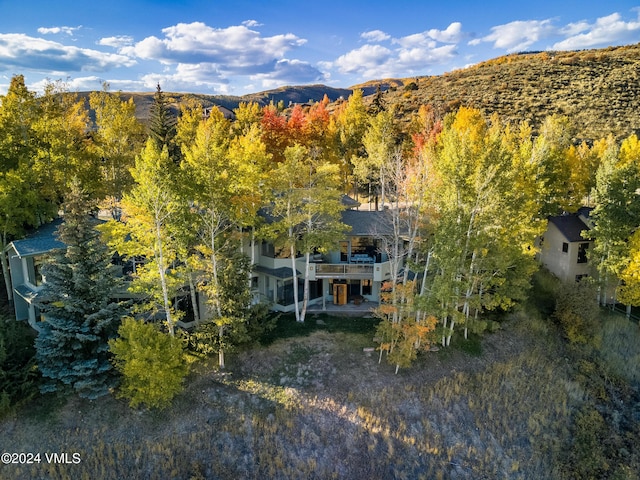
[1,274,639,480]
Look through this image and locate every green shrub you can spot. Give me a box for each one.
[109,318,189,409]
[564,406,609,479]
[553,280,600,346]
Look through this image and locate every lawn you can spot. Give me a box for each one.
[1,309,639,479]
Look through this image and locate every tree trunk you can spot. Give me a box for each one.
[290,241,301,322]
[210,221,222,317]
[155,221,174,337]
[446,319,455,347]
[442,315,448,347]
[300,251,311,323]
[218,325,225,369]
[249,227,256,290]
[416,251,432,322]
[188,269,200,325]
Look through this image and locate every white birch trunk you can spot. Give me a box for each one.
[290,241,301,322]
[219,324,225,369]
[300,251,311,323]
[188,269,200,325]
[249,227,256,290]
[442,315,448,347]
[446,320,455,347]
[155,220,174,337]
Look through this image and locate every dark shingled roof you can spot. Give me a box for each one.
[340,194,361,209]
[9,218,65,257]
[341,209,395,236]
[253,265,301,278]
[548,214,590,242]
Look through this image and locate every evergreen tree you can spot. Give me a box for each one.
[0,315,38,416]
[148,84,180,164]
[35,180,125,399]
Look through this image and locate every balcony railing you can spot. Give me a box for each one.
[315,263,374,277]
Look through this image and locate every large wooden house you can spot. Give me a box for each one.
[6,199,408,328]
[246,207,400,312]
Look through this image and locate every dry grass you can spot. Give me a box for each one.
[1,310,639,479]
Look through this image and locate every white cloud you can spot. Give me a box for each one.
[98,36,134,48]
[251,58,328,89]
[392,22,464,49]
[560,20,591,37]
[242,20,262,28]
[329,24,460,80]
[470,10,640,54]
[37,26,81,36]
[473,19,556,52]
[393,33,437,49]
[361,30,390,42]
[123,22,306,75]
[332,44,393,76]
[138,66,230,94]
[552,12,640,50]
[0,33,136,73]
[427,22,464,43]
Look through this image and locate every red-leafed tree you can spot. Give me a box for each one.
[260,105,289,163]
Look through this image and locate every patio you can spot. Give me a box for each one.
[306,297,377,317]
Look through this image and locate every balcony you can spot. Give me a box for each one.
[314,263,374,279]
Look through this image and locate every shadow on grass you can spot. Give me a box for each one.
[259,313,379,346]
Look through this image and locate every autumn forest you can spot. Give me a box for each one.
[1,58,640,478]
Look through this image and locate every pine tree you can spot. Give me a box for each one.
[35,180,125,399]
[148,84,180,164]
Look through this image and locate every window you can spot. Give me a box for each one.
[261,241,275,258]
[277,278,303,306]
[339,241,349,262]
[362,279,372,296]
[561,242,569,253]
[577,243,589,264]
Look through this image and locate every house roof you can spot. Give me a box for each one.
[340,194,361,209]
[341,209,395,236]
[548,213,590,242]
[8,218,65,257]
[254,265,301,279]
[14,283,38,303]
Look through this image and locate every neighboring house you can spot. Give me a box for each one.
[538,207,594,282]
[247,199,403,312]
[6,218,65,331]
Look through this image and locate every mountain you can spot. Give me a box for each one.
[84,43,640,142]
[380,43,640,142]
[83,85,359,125]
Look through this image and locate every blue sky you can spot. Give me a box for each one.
[1,0,639,95]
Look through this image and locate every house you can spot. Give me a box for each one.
[6,198,408,327]
[5,216,206,330]
[538,207,594,282]
[6,218,65,331]
[246,200,403,312]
